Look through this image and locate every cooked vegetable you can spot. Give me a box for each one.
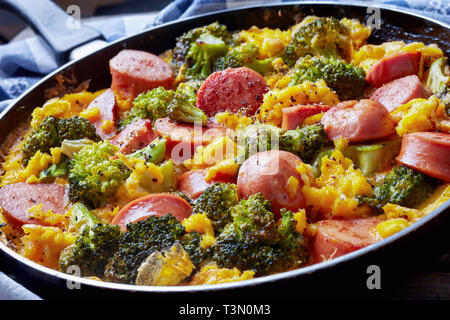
[211,193,308,275]
[126,137,166,165]
[193,183,239,233]
[426,57,450,114]
[291,55,366,100]
[59,203,122,277]
[68,141,131,208]
[175,80,202,105]
[60,139,95,159]
[172,22,230,80]
[180,231,208,268]
[104,214,185,284]
[167,93,207,125]
[22,116,100,164]
[358,165,437,210]
[284,16,351,66]
[38,156,69,182]
[215,43,274,75]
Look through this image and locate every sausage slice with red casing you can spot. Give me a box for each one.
[396,132,450,182]
[86,89,117,140]
[321,99,395,142]
[111,119,156,155]
[366,51,421,87]
[110,49,174,101]
[111,193,193,231]
[237,150,305,218]
[196,67,268,116]
[281,104,331,130]
[0,183,68,226]
[369,75,428,112]
[313,218,382,263]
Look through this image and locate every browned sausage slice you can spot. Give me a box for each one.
[196,67,268,117]
[366,52,421,87]
[237,150,305,218]
[110,49,174,102]
[281,104,331,130]
[111,193,192,231]
[321,99,395,142]
[86,89,117,140]
[369,75,428,112]
[313,218,382,263]
[396,132,450,182]
[111,119,156,155]
[0,183,68,226]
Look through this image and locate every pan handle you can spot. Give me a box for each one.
[0,0,102,63]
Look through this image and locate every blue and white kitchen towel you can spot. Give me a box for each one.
[0,0,449,300]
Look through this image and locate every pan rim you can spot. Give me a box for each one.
[0,0,449,293]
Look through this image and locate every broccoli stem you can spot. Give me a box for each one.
[127,137,166,165]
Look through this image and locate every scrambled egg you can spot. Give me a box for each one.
[238,26,291,59]
[184,137,239,170]
[258,79,339,127]
[298,150,373,219]
[189,263,255,285]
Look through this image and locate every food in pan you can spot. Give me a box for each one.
[0,16,449,286]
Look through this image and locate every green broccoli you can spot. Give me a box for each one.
[126,137,166,165]
[172,22,230,80]
[22,116,100,164]
[284,16,351,66]
[426,57,450,115]
[180,231,208,269]
[104,214,185,284]
[60,139,95,159]
[119,87,175,130]
[237,123,330,163]
[211,193,308,275]
[68,141,131,208]
[59,203,122,278]
[175,80,202,105]
[167,93,207,125]
[193,183,239,233]
[358,165,437,210]
[38,155,69,182]
[291,55,366,100]
[215,42,274,75]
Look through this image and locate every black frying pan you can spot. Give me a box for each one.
[0,1,449,300]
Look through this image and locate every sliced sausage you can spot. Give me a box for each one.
[86,89,117,140]
[396,132,450,182]
[111,119,156,155]
[196,67,268,117]
[178,169,236,199]
[369,75,428,112]
[0,183,68,226]
[111,193,192,231]
[313,218,382,263]
[366,51,421,87]
[281,104,331,130]
[110,49,174,102]
[321,99,395,142]
[237,150,305,218]
[154,117,226,163]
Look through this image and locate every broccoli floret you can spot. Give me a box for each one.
[359,165,437,210]
[215,43,274,75]
[104,214,185,284]
[279,123,331,163]
[38,155,69,182]
[127,137,166,165]
[59,203,122,278]
[60,139,95,159]
[119,87,175,130]
[172,22,230,81]
[68,141,131,208]
[291,55,366,100]
[180,231,208,269]
[284,16,351,66]
[426,57,450,115]
[211,193,308,275]
[22,116,100,164]
[193,183,239,233]
[237,123,330,163]
[175,81,202,105]
[167,93,207,125]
